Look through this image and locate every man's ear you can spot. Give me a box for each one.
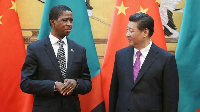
[143,28,149,38]
[50,19,55,26]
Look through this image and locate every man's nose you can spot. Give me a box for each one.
[126,31,130,37]
[66,21,72,26]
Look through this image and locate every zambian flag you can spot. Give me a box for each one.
[175,0,200,112]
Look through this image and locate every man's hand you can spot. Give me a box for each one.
[61,79,77,96]
[55,82,65,94]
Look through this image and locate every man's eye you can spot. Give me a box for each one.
[70,19,73,22]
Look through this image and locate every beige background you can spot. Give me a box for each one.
[16,0,185,66]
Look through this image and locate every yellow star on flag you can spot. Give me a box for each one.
[0,16,3,25]
[116,1,129,15]
[138,6,149,14]
[155,0,161,4]
[10,0,17,12]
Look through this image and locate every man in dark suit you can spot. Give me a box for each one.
[20,5,91,112]
[109,13,179,112]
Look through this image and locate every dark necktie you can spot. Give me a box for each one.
[133,51,142,82]
[57,40,67,79]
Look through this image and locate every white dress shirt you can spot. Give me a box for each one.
[49,33,68,69]
[133,40,152,69]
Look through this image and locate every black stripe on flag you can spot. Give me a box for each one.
[91,101,105,112]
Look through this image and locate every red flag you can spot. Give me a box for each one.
[101,0,166,111]
[0,0,33,112]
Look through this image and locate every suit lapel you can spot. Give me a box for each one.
[133,43,159,88]
[44,37,63,80]
[66,39,74,74]
[126,46,134,87]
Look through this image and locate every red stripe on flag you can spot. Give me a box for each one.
[196,109,200,112]
[79,73,104,112]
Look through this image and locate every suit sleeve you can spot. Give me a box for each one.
[20,44,55,97]
[109,53,119,112]
[163,55,179,112]
[73,48,92,95]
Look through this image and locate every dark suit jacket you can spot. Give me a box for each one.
[20,36,92,112]
[109,43,179,112]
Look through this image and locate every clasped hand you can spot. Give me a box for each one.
[55,79,77,96]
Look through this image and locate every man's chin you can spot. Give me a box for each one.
[64,32,70,36]
[129,42,134,47]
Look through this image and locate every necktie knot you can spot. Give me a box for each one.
[136,51,142,57]
[57,40,64,47]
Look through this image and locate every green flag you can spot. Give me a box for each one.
[175,1,200,112]
[38,0,105,111]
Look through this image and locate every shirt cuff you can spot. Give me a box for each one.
[54,81,57,91]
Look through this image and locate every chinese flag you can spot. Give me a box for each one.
[101,0,166,111]
[0,0,33,112]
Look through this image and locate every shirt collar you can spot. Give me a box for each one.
[49,33,67,45]
[134,40,152,58]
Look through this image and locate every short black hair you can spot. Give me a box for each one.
[49,5,72,25]
[129,13,154,37]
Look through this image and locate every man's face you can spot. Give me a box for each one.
[126,21,144,48]
[53,10,73,37]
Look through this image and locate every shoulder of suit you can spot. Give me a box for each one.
[152,43,173,57]
[116,46,132,54]
[27,36,47,49]
[67,38,86,50]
